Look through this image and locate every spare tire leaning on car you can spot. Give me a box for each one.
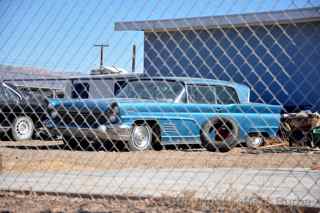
[200,118,239,152]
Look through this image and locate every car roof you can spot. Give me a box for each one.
[133,76,248,89]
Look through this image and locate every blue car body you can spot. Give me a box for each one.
[47,77,282,150]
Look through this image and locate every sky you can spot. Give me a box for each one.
[0,0,319,74]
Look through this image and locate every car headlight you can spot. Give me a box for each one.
[112,105,120,114]
[107,102,120,124]
[51,111,58,119]
[108,114,118,123]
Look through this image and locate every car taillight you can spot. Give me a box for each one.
[109,114,118,123]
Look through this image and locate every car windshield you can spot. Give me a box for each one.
[116,80,184,102]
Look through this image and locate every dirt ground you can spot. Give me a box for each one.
[1,191,318,213]
[0,140,320,173]
[1,140,320,212]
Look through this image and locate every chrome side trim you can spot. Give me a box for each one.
[162,123,178,134]
[48,125,130,142]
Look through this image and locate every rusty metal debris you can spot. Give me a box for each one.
[246,111,320,153]
[279,111,320,148]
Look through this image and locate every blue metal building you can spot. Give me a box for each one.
[116,7,320,112]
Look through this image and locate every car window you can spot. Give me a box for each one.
[0,86,3,94]
[188,85,216,104]
[116,80,184,102]
[114,80,127,96]
[72,82,90,99]
[216,86,239,104]
[4,87,20,101]
[0,86,5,100]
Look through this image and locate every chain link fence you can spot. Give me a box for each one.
[0,0,320,211]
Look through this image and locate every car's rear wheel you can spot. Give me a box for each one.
[246,135,265,148]
[128,123,153,151]
[11,116,35,141]
[201,118,239,152]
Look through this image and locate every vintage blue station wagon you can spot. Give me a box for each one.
[47,77,282,152]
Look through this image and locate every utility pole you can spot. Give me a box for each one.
[94,44,109,69]
[132,44,136,73]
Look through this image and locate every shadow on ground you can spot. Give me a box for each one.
[1,139,205,153]
[2,140,126,152]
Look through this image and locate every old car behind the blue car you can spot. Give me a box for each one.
[0,82,50,141]
[46,77,282,152]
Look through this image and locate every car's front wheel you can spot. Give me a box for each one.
[128,123,153,151]
[11,116,35,141]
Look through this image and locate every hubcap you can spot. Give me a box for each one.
[248,137,263,147]
[16,120,30,136]
[132,126,151,149]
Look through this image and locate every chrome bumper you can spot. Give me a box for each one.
[47,125,131,141]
